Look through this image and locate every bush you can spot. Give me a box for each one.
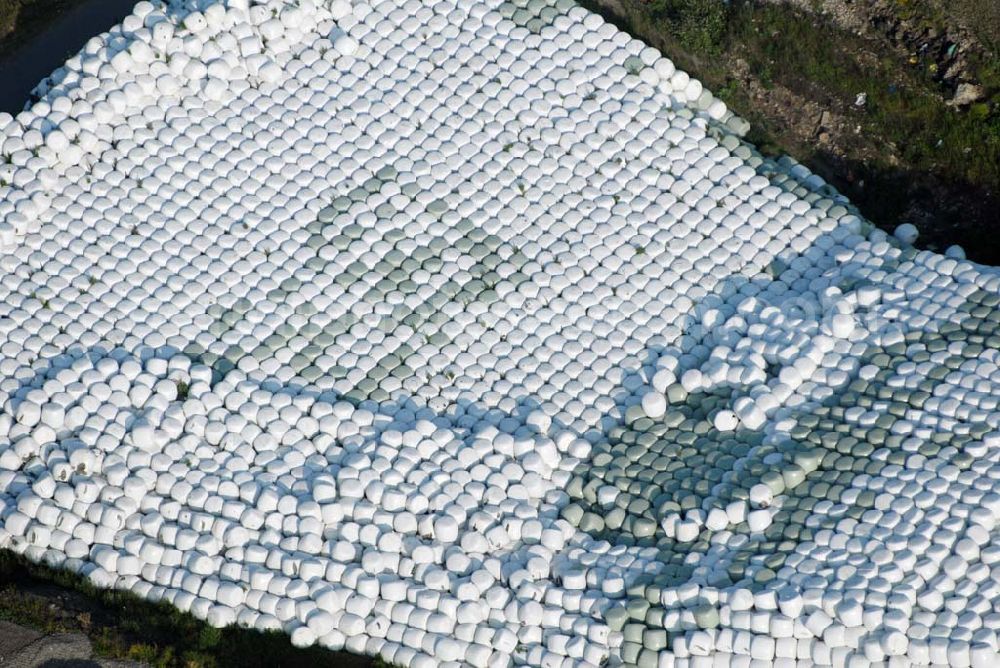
[647,0,729,55]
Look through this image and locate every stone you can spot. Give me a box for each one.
[950,82,985,107]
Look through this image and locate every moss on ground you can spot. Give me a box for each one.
[644,0,729,55]
[642,0,999,187]
[0,582,75,633]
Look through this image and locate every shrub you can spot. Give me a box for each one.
[647,0,729,54]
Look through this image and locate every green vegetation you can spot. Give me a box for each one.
[0,550,373,668]
[0,0,45,40]
[0,0,18,38]
[645,0,728,55]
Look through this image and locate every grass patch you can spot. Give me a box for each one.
[0,0,19,39]
[894,0,1000,56]
[645,0,728,55]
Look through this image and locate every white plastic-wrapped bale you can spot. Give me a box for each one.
[0,0,999,667]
